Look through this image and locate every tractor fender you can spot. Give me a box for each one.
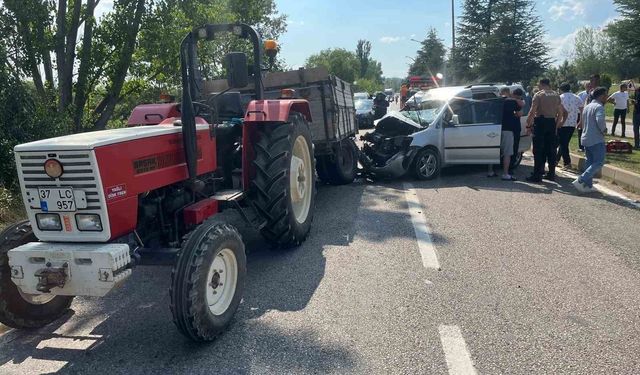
[243,99,312,124]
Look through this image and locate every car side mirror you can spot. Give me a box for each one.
[451,114,460,125]
[225,52,249,89]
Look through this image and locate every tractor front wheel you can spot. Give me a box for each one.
[170,221,246,342]
[0,221,74,329]
[252,113,316,248]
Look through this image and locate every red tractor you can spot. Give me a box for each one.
[0,23,318,341]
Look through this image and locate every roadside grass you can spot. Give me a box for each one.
[0,187,25,229]
[569,135,640,174]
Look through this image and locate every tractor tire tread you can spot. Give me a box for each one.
[169,222,245,341]
[0,220,73,329]
[251,114,315,248]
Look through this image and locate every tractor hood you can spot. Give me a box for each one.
[14,125,208,152]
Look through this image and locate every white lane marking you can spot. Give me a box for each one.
[403,183,440,270]
[0,356,68,374]
[36,337,97,350]
[558,169,640,209]
[439,325,478,375]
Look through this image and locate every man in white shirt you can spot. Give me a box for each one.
[557,83,583,169]
[576,82,591,150]
[608,83,630,137]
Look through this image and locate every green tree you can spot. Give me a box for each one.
[384,77,403,92]
[1,0,147,131]
[543,60,579,91]
[452,0,548,84]
[305,48,359,83]
[353,78,382,94]
[450,0,492,83]
[572,26,609,78]
[409,28,446,77]
[607,0,640,60]
[356,40,371,78]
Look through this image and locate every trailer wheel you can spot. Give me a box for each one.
[412,148,441,180]
[170,221,246,342]
[0,221,73,329]
[252,113,316,248]
[318,139,358,185]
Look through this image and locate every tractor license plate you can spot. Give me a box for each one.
[38,188,75,212]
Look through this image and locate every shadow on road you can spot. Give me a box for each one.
[408,160,638,211]
[0,182,367,374]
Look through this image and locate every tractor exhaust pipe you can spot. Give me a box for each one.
[180,33,199,187]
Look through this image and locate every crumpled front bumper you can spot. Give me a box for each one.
[359,147,419,178]
[8,242,132,297]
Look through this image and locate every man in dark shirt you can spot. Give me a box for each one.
[510,88,526,173]
[490,88,522,180]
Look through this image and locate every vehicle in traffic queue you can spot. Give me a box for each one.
[353,92,370,101]
[360,84,532,180]
[355,99,375,129]
[384,88,394,101]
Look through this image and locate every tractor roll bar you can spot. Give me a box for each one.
[179,23,265,184]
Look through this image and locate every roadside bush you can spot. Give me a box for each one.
[0,73,69,189]
[0,187,23,226]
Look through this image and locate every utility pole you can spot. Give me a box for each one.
[451,0,455,50]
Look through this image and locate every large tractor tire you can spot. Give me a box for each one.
[316,138,358,185]
[170,221,246,341]
[0,221,73,329]
[252,113,316,248]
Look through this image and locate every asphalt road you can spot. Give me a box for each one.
[1,127,640,374]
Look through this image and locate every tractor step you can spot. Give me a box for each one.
[212,189,244,201]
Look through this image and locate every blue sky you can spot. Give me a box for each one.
[274,0,620,78]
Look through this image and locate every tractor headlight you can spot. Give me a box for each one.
[75,214,103,231]
[36,213,62,231]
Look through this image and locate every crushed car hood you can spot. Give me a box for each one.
[373,112,423,137]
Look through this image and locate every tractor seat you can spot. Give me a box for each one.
[210,92,244,120]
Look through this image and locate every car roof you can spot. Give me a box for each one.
[415,85,500,102]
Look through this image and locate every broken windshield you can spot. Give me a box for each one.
[399,100,446,127]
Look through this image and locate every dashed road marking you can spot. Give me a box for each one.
[403,183,440,270]
[0,356,68,374]
[439,325,478,375]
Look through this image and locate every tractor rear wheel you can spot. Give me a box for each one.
[252,113,316,248]
[316,139,358,185]
[170,221,246,341]
[0,221,73,329]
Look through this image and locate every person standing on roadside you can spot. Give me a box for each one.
[573,87,608,193]
[526,78,568,183]
[510,88,526,174]
[634,87,640,149]
[400,84,408,109]
[489,87,522,180]
[577,82,591,151]
[608,83,630,137]
[557,83,583,170]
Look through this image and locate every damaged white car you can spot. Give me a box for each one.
[359,84,532,179]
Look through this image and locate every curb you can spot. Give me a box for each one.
[570,152,640,194]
